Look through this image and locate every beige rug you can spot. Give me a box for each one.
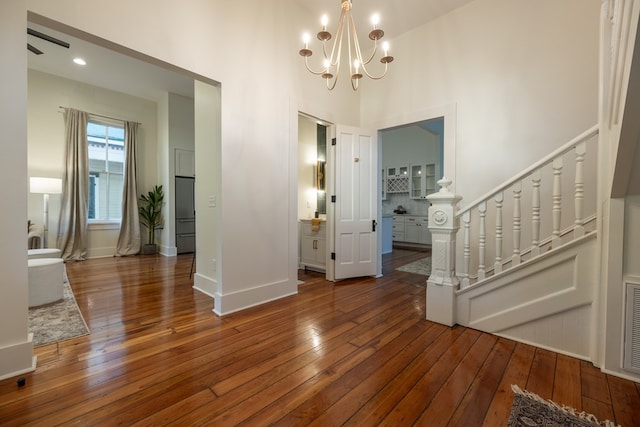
[508,385,619,427]
[396,256,432,276]
[28,272,89,347]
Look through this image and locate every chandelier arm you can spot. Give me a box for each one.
[322,35,340,66]
[326,75,338,90]
[359,39,379,66]
[348,14,377,67]
[328,6,347,67]
[321,41,330,64]
[333,41,343,82]
[304,56,332,75]
[346,14,355,76]
[360,61,389,80]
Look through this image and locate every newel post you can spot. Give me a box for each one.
[426,178,462,326]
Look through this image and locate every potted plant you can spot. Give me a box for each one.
[138,185,164,254]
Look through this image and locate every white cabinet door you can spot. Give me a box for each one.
[301,236,318,264]
[300,221,326,272]
[409,164,424,199]
[405,223,420,243]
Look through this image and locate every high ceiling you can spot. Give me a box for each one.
[296,0,474,42]
[27,1,475,101]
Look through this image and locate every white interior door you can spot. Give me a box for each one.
[333,125,378,280]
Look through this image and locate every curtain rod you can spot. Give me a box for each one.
[58,106,142,126]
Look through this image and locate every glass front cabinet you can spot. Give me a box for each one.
[409,163,437,199]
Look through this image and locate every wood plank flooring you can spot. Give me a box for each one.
[1,248,640,426]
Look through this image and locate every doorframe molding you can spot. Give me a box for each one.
[372,103,458,278]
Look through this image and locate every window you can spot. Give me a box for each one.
[87,121,125,221]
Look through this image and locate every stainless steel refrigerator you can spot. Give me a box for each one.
[175,176,195,254]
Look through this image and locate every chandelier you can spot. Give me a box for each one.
[299,0,394,91]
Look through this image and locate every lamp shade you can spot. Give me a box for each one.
[30,177,62,194]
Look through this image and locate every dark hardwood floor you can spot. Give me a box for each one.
[1,248,639,426]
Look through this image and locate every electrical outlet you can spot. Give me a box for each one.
[208,195,216,207]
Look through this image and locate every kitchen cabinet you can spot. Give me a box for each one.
[299,219,326,272]
[404,216,431,245]
[392,216,406,241]
[387,165,409,194]
[409,163,437,199]
[393,215,431,245]
[387,166,408,177]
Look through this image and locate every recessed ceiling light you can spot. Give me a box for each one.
[73,58,86,66]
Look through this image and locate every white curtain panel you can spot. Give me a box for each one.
[115,121,141,256]
[57,108,89,261]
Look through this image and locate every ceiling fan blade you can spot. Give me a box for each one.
[27,28,70,49]
[27,43,43,55]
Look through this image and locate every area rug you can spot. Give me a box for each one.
[28,271,89,347]
[396,256,431,276]
[507,385,619,426]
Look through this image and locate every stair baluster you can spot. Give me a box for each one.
[512,181,522,266]
[531,170,542,257]
[478,202,486,280]
[494,192,503,274]
[552,157,563,248]
[574,141,586,238]
[462,211,471,288]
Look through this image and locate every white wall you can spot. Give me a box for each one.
[0,0,35,380]
[362,0,601,205]
[193,80,221,302]
[381,126,441,168]
[27,70,158,258]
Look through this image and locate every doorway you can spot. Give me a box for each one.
[379,117,445,275]
[297,114,330,275]
[26,17,219,262]
[175,176,195,254]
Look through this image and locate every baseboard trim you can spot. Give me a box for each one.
[193,273,216,298]
[0,333,36,381]
[160,245,177,257]
[213,278,298,316]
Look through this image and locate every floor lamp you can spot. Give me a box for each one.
[30,177,62,248]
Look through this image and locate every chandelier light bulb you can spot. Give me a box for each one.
[323,58,330,71]
[321,14,329,30]
[354,59,360,73]
[371,13,380,29]
[383,41,389,56]
[303,33,311,47]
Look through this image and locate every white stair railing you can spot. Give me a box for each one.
[453,125,599,290]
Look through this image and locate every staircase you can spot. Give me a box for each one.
[426,126,600,360]
[423,0,640,378]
